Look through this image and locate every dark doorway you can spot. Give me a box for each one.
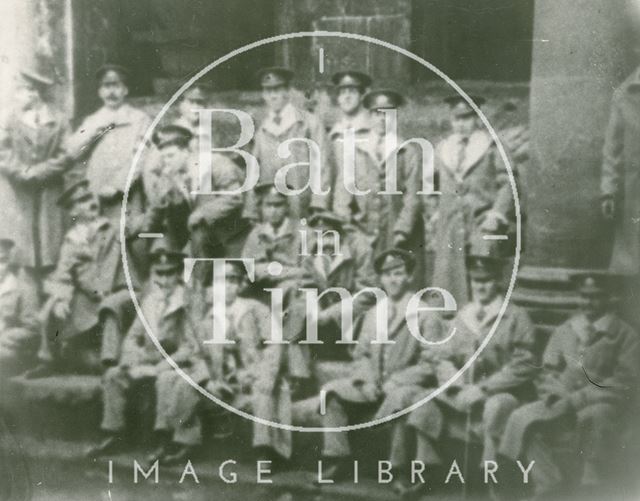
[72,0,277,119]
[411,0,535,82]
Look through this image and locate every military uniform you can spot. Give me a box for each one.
[319,249,439,482]
[243,67,331,221]
[27,180,127,375]
[155,296,271,461]
[333,90,422,256]
[408,254,537,467]
[0,70,71,304]
[431,96,515,306]
[499,273,639,496]
[91,242,194,457]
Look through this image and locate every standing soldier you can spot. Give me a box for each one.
[0,67,71,306]
[317,249,438,483]
[173,82,212,145]
[407,246,537,489]
[333,89,422,256]
[601,65,640,275]
[66,64,150,225]
[244,67,331,222]
[431,96,514,307]
[499,272,639,499]
[87,239,194,458]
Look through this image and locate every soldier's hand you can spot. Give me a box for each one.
[602,198,615,219]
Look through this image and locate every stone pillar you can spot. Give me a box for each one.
[0,0,74,118]
[514,0,634,332]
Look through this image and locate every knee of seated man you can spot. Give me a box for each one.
[483,394,519,424]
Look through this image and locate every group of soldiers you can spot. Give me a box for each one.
[0,60,637,500]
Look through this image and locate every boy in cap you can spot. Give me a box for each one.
[334,89,422,257]
[431,95,515,306]
[317,248,438,483]
[66,64,151,221]
[25,178,126,377]
[87,238,195,458]
[244,67,331,222]
[0,237,39,369]
[499,271,639,499]
[150,260,271,465]
[406,240,537,493]
[0,66,72,306]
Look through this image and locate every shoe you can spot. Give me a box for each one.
[22,364,56,379]
[254,447,290,473]
[160,445,197,466]
[85,435,122,459]
[315,457,351,485]
[145,443,173,465]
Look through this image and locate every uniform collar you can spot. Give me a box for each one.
[262,102,300,137]
[96,103,137,126]
[258,218,293,239]
[439,130,493,179]
[570,312,614,343]
[329,110,371,137]
[19,103,56,128]
[148,283,186,317]
[459,294,503,332]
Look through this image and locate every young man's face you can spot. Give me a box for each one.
[179,90,208,125]
[380,266,410,301]
[451,114,478,136]
[71,195,100,223]
[212,264,244,306]
[337,86,363,116]
[152,267,180,295]
[370,109,389,135]
[262,85,290,113]
[98,72,128,109]
[582,293,608,321]
[16,81,41,111]
[160,144,190,175]
[260,195,287,226]
[470,276,499,305]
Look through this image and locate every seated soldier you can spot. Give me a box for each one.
[406,244,537,494]
[0,237,39,369]
[149,261,271,465]
[86,239,194,458]
[317,249,439,483]
[241,182,302,289]
[499,272,639,500]
[24,179,126,377]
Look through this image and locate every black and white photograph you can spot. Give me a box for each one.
[0,1,638,500]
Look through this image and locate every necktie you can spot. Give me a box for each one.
[455,136,469,173]
[476,306,486,323]
[273,112,282,126]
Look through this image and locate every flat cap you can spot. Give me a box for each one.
[444,95,485,118]
[96,64,130,85]
[363,89,405,110]
[149,238,186,272]
[308,209,346,229]
[331,70,372,89]
[374,248,416,274]
[152,124,193,149]
[257,67,294,88]
[20,68,55,88]
[570,270,617,296]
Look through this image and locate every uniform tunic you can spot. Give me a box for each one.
[0,104,70,268]
[408,296,537,464]
[499,312,639,491]
[67,104,151,198]
[244,102,330,221]
[431,130,514,305]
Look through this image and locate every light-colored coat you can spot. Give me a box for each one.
[0,104,70,268]
[431,130,514,305]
